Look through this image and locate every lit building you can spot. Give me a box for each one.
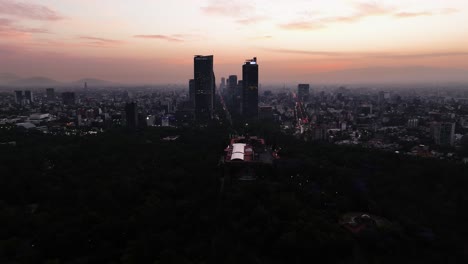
[194,55,215,121]
[242,57,259,119]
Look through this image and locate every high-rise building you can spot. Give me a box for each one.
[220,77,226,91]
[46,88,55,101]
[227,75,238,108]
[194,55,215,121]
[189,79,195,106]
[242,57,259,119]
[297,84,310,101]
[433,122,455,146]
[14,90,23,105]
[125,102,138,129]
[62,92,76,105]
[24,90,33,103]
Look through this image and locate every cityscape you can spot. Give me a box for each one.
[1,0,468,263]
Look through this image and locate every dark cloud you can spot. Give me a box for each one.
[0,0,63,21]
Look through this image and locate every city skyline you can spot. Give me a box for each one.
[1,0,468,83]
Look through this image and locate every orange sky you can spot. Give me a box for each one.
[1,0,468,84]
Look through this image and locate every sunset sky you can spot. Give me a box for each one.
[1,0,468,84]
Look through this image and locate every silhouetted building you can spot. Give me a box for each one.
[242,57,259,119]
[46,88,55,101]
[298,84,310,101]
[433,122,455,146]
[125,102,138,129]
[62,92,76,105]
[259,106,274,120]
[14,91,23,105]
[189,79,195,106]
[220,77,226,91]
[24,90,33,103]
[194,55,215,121]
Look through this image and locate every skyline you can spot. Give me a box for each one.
[1,0,468,84]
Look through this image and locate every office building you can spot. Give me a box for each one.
[297,84,310,101]
[46,88,55,101]
[242,57,259,119]
[62,92,76,105]
[24,90,33,103]
[194,55,215,121]
[125,102,138,129]
[14,90,23,105]
[189,79,195,106]
[433,122,455,146]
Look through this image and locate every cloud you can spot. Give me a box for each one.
[200,0,249,17]
[78,36,123,47]
[393,11,433,18]
[201,0,267,25]
[0,17,49,37]
[0,0,63,21]
[280,2,455,31]
[263,48,468,60]
[236,16,269,25]
[133,34,185,42]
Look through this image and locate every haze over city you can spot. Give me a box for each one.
[1,0,468,84]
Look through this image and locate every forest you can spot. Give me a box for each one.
[0,123,467,263]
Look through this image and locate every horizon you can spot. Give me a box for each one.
[1,0,468,83]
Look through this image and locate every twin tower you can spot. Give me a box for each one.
[190,55,258,122]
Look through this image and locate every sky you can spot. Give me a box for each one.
[1,0,468,84]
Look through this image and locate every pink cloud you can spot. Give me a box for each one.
[0,17,49,37]
[133,34,184,42]
[0,0,63,21]
[78,36,123,46]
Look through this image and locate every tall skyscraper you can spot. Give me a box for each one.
[14,90,23,105]
[125,102,138,129]
[297,84,310,101]
[242,57,259,119]
[189,79,195,106]
[62,92,76,105]
[46,88,55,101]
[227,75,238,108]
[24,90,33,103]
[194,55,215,121]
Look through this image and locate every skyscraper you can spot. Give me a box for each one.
[297,84,310,101]
[194,55,215,121]
[125,102,138,129]
[227,75,238,109]
[189,79,195,106]
[46,88,55,101]
[242,57,259,119]
[14,90,23,105]
[24,90,33,103]
[220,77,226,91]
[62,92,76,105]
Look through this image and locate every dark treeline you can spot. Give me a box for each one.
[0,123,467,263]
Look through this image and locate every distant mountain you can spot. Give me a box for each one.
[310,66,468,84]
[0,73,21,85]
[8,76,63,87]
[68,78,117,87]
